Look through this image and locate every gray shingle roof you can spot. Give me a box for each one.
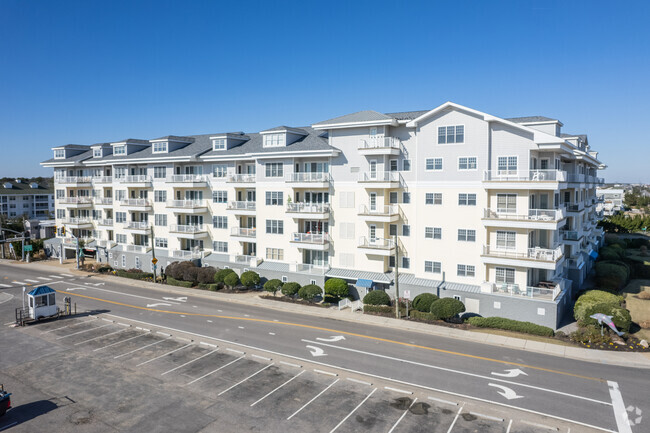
[313,110,393,126]
[398,273,480,293]
[257,261,291,272]
[151,135,195,143]
[561,133,588,142]
[325,268,392,283]
[0,181,53,195]
[41,150,94,164]
[386,110,430,121]
[506,116,558,123]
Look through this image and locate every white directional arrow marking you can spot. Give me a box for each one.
[491,368,528,378]
[163,297,187,302]
[488,383,524,400]
[83,282,106,287]
[66,287,86,291]
[306,345,327,357]
[146,303,172,308]
[316,335,346,342]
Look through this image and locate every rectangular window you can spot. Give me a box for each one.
[153,167,166,178]
[425,193,443,205]
[425,261,442,273]
[212,164,227,178]
[495,267,516,284]
[213,241,228,253]
[114,146,126,155]
[213,216,228,229]
[265,162,283,177]
[457,264,475,277]
[121,255,126,267]
[425,158,443,171]
[116,234,127,244]
[497,156,518,174]
[152,142,167,153]
[93,149,102,158]
[56,209,66,219]
[265,219,284,234]
[402,257,410,269]
[212,139,226,150]
[458,193,477,206]
[266,248,284,260]
[115,212,127,223]
[263,133,283,147]
[496,194,517,213]
[54,149,65,158]
[265,191,283,205]
[389,224,397,237]
[154,190,167,203]
[438,125,464,144]
[496,231,516,249]
[424,227,442,239]
[402,225,410,237]
[389,256,395,268]
[389,192,398,204]
[56,190,65,199]
[458,157,477,170]
[402,192,411,204]
[457,229,476,242]
[401,159,411,171]
[115,190,126,201]
[339,191,355,208]
[155,237,168,248]
[212,191,227,203]
[389,160,398,171]
[154,214,167,226]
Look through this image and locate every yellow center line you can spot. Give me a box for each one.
[56,289,605,382]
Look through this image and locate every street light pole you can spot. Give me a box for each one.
[150,225,157,282]
[394,234,399,319]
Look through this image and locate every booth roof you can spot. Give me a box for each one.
[28,286,56,296]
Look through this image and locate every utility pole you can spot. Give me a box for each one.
[150,225,157,282]
[394,234,399,319]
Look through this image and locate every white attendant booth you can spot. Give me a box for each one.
[26,286,59,320]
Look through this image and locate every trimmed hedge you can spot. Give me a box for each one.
[412,293,439,312]
[363,305,393,314]
[467,317,554,337]
[197,282,220,291]
[167,276,193,288]
[409,310,437,322]
[574,290,624,321]
[197,266,217,284]
[580,303,632,333]
[264,279,283,295]
[215,268,236,284]
[224,272,240,288]
[594,261,629,290]
[298,284,322,302]
[363,290,391,306]
[324,278,349,300]
[241,270,260,288]
[430,298,465,320]
[281,282,301,297]
[116,270,153,280]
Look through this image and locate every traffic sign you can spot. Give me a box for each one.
[403,290,411,300]
[23,245,33,252]
[152,258,158,265]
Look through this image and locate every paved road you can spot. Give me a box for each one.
[0,262,647,432]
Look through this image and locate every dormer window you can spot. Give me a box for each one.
[114,145,126,155]
[152,141,168,153]
[93,149,102,158]
[264,133,284,148]
[212,139,226,151]
[54,149,65,159]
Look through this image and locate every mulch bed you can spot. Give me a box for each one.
[261,295,332,308]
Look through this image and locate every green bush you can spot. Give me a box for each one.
[197,282,220,291]
[324,278,349,300]
[197,266,217,284]
[264,279,283,296]
[409,310,437,322]
[363,290,391,306]
[240,271,261,288]
[467,317,554,337]
[430,298,465,320]
[570,325,613,345]
[363,305,393,314]
[298,284,322,302]
[167,276,193,288]
[412,293,439,312]
[116,270,153,280]
[580,303,632,333]
[224,272,240,288]
[281,282,301,297]
[214,268,236,283]
[599,247,623,261]
[574,290,624,321]
[594,262,629,290]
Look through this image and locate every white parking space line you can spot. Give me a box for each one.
[470,412,504,422]
[161,349,219,376]
[49,275,64,278]
[60,273,74,277]
[12,281,27,285]
[0,284,11,288]
[218,363,275,396]
[506,419,513,433]
[41,319,96,334]
[56,324,111,340]
[607,381,632,433]
[93,333,149,352]
[388,397,418,433]
[446,405,464,433]
[136,343,193,367]
[428,396,458,406]
[250,370,305,407]
[24,279,40,283]
[287,378,339,420]
[37,277,52,280]
[114,338,169,359]
[187,355,245,385]
[74,329,128,346]
[329,387,377,433]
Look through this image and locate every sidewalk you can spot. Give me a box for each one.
[5,258,650,369]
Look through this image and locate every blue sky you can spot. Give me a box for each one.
[1,0,649,182]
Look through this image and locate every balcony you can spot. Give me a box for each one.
[566,255,585,270]
[93,197,114,207]
[567,173,586,183]
[61,217,93,228]
[285,172,331,188]
[560,230,583,243]
[169,224,209,239]
[482,208,565,229]
[118,175,152,187]
[566,202,585,213]
[357,137,401,156]
[288,262,330,275]
[357,236,395,256]
[167,174,208,188]
[165,199,208,213]
[357,171,401,189]
[485,280,563,301]
[120,244,151,253]
[120,198,153,211]
[170,249,206,260]
[57,176,92,186]
[226,201,256,215]
[226,174,256,184]
[95,240,116,249]
[124,221,150,232]
[58,197,93,208]
[482,170,566,190]
[481,245,564,270]
[92,176,113,184]
[97,219,113,226]
[231,254,263,267]
[230,227,257,241]
[286,202,330,219]
[358,204,399,223]
[290,232,330,251]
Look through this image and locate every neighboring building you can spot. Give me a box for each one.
[596,187,625,215]
[24,219,56,240]
[0,180,54,220]
[41,102,606,328]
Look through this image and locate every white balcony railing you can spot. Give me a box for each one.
[61,217,92,225]
[358,171,401,183]
[58,197,93,205]
[483,170,566,182]
[95,240,116,248]
[291,232,329,244]
[292,263,330,275]
[560,230,581,241]
[171,249,203,259]
[286,202,330,213]
[566,203,585,212]
[232,254,262,266]
[286,172,331,183]
[490,282,561,300]
[124,221,149,230]
[97,219,113,226]
[166,199,206,209]
[482,245,563,262]
[120,175,151,183]
[169,174,208,183]
[230,227,256,237]
[226,174,256,183]
[93,197,113,205]
[358,204,398,216]
[170,224,206,233]
[57,176,92,184]
[358,136,401,150]
[567,173,586,183]
[482,208,565,222]
[120,198,152,207]
[358,236,394,249]
[227,201,256,211]
[123,244,149,253]
[93,176,113,183]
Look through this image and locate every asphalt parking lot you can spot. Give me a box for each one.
[0,312,591,432]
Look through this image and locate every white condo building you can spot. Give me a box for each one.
[42,102,606,328]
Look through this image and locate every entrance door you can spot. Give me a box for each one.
[539,194,549,210]
[369,225,377,244]
[369,193,377,211]
[369,161,377,179]
[247,190,256,202]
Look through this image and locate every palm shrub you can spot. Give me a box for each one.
[363,290,391,306]
[214,268,236,283]
[412,293,439,312]
[240,271,261,288]
[298,284,322,302]
[264,279,283,296]
[324,278,349,301]
[430,298,466,320]
[281,282,301,297]
[224,272,239,288]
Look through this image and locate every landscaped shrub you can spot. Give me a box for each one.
[167,276,193,288]
[281,282,301,297]
[224,272,239,288]
[197,266,217,284]
[570,325,613,345]
[264,279,283,296]
[324,278,349,300]
[580,302,632,333]
[298,284,322,302]
[363,290,391,306]
[197,282,220,291]
[627,238,650,249]
[240,271,261,288]
[430,298,465,320]
[412,293,439,312]
[599,247,623,261]
[116,269,153,280]
[167,261,196,280]
[182,266,199,284]
[363,305,393,314]
[574,290,624,321]
[409,310,437,322]
[214,268,236,284]
[467,317,554,337]
[594,262,629,290]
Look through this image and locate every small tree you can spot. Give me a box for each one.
[224,272,239,288]
[264,279,283,296]
[240,271,261,289]
[430,298,466,320]
[281,282,301,297]
[215,268,236,283]
[298,284,322,302]
[363,290,391,306]
[324,278,349,301]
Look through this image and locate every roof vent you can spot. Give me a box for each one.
[3,182,12,189]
